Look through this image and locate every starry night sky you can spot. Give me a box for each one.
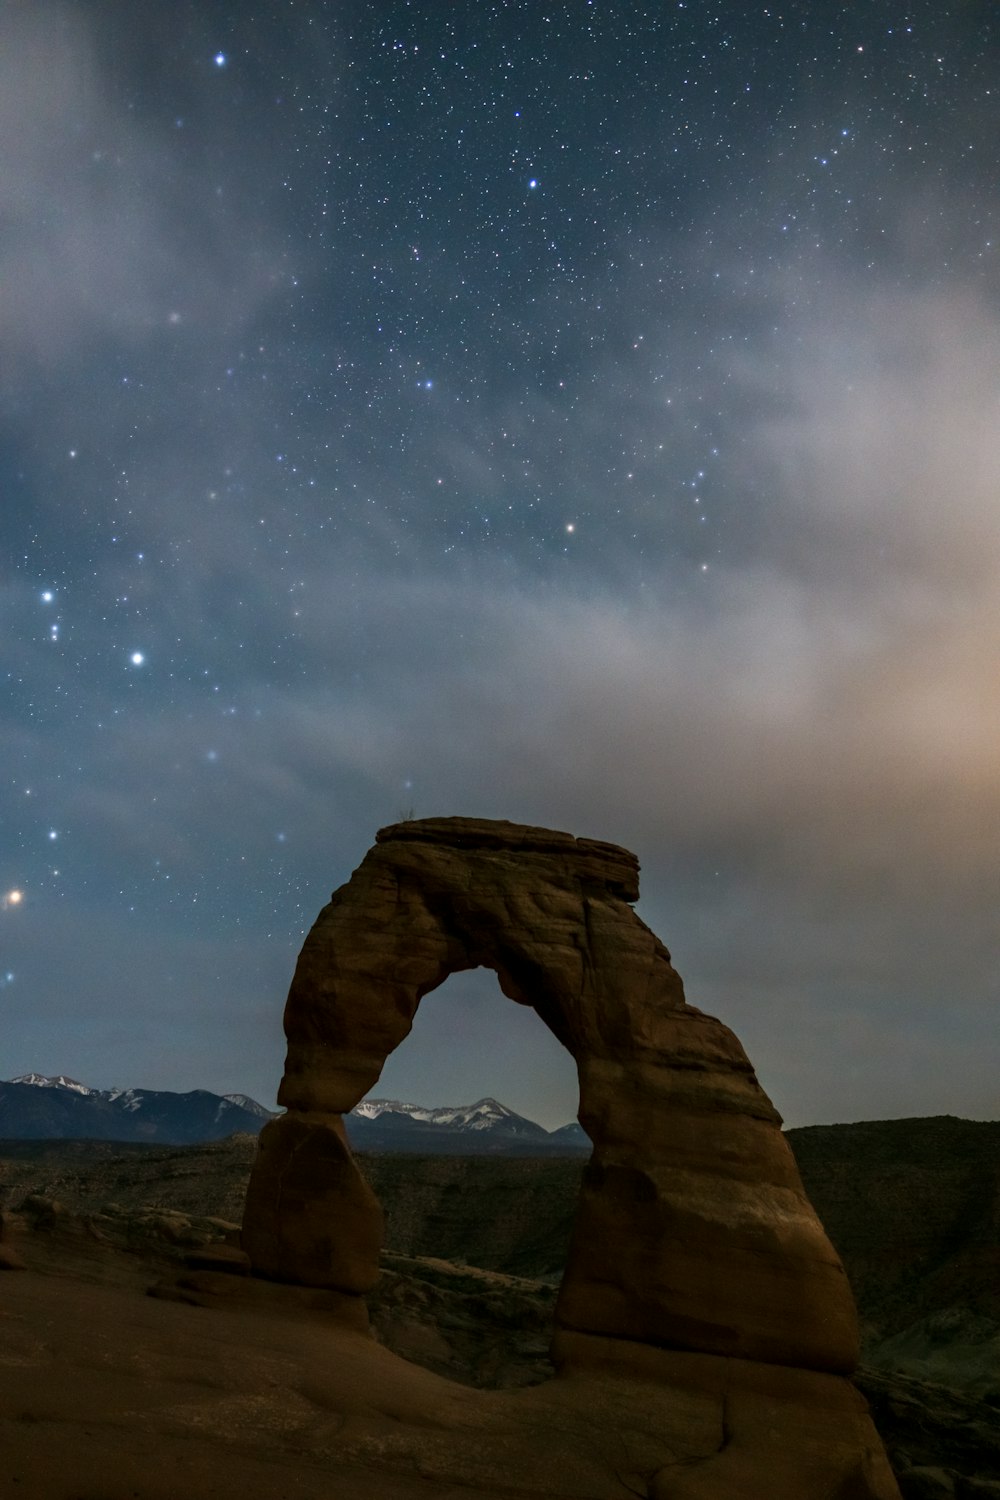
[3,2,998,1129]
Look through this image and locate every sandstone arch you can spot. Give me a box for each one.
[242,816,859,1375]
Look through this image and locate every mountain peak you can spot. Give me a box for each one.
[10,1073,96,1096]
[223,1093,276,1120]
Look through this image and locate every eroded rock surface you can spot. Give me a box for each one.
[243,818,854,1365]
[241,815,900,1496]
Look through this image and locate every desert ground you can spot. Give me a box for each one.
[2,1126,998,1499]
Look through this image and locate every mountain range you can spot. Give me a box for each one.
[0,1074,273,1145]
[346,1095,589,1153]
[0,1075,590,1152]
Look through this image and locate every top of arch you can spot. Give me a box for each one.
[375,816,640,902]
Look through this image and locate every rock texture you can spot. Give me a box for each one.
[240,816,900,1496]
[243,818,854,1366]
[0,1254,900,1500]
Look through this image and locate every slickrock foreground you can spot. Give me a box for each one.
[241,816,900,1496]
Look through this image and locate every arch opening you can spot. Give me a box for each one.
[370,966,583,1135]
[355,967,586,1389]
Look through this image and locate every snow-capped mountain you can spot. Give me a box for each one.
[1,1076,590,1154]
[11,1072,95,1096]
[344,1096,588,1154]
[0,1074,275,1145]
[352,1096,544,1133]
[222,1093,276,1120]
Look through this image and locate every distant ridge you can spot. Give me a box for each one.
[345,1096,590,1154]
[0,1076,590,1153]
[0,1075,273,1145]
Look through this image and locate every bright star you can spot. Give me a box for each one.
[130,651,145,666]
[4,890,23,908]
[528,179,538,189]
[41,590,54,603]
[214,52,226,67]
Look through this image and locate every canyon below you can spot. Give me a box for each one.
[1,1115,998,1499]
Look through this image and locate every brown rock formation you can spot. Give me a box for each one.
[0,1207,26,1270]
[242,817,857,1374]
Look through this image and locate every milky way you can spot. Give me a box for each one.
[2,3,998,1127]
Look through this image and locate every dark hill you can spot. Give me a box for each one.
[788,1115,1000,1393]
